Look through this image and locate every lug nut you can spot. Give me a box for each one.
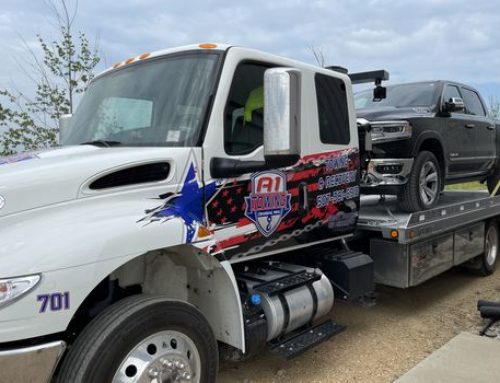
[148,368,159,378]
[161,358,173,369]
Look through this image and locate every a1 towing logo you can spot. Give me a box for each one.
[245,171,291,237]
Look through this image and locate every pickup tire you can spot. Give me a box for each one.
[398,151,441,212]
[57,295,218,383]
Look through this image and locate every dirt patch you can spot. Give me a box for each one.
[218,267,500,383]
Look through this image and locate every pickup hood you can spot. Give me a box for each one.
[0,145,190,218]
[357,106,434,121]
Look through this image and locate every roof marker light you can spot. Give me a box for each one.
[139,52,151,60]
[112,62,121,69]
[124,57,135,65]
[199,43,218,49]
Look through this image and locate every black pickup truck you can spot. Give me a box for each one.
[354,80,500,212]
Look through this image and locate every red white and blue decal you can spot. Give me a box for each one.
[143,148,360,261]
[244,171,291,237]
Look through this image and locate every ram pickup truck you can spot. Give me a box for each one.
[355,81,500,212]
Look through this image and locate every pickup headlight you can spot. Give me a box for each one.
[0,275,40,309]
[369,120,412,143]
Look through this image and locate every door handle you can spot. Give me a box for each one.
[487,125,495,130]
[465,124,475,129]
[299,182,309,214]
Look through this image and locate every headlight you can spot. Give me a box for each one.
[370,120,412,143]
[0,275,40,309]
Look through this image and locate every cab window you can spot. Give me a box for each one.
[315,73,350,145]
[462,88,486,116]
[442,85,462,109]
[224,62,272,155]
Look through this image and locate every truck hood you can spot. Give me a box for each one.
[0,145,189,218]
[356,106,435,121]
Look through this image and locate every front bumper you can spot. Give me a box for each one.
[361,158,414,187]
[0,340,66,383]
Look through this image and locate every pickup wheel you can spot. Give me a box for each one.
[57,295,218,383]
[398,151,442,212]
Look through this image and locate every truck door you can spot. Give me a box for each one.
[441,84,475,174]
[201,53,359,261]
[460,87,496,173]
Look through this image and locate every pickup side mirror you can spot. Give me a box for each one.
[263,68,301,168]
[58,114,72,144]
[444,97,465,113]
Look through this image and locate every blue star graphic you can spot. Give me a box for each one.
[152,163,216,243]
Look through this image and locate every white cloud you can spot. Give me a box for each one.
[0,0,499,100]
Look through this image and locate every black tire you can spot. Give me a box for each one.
[487,167,500,196]
[58,295,218,383]
[478,221,499,276]
[398,151,442,212]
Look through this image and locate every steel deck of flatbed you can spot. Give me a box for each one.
[357,191,500,244]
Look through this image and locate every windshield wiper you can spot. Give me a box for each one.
[80,140,122,147]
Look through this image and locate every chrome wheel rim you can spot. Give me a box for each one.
[419,161,439,206]
[485,225,498,266]
[112,330,201,383]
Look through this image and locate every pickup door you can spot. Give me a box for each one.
[460,87,496,172]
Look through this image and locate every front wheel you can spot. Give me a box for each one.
[57,296,218,383]
[398,151,442,212]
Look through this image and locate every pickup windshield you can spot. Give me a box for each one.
[62,52,220,147]
[354,82,437,109]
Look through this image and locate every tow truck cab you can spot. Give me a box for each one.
[0,44,371,383]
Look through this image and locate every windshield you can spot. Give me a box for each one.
[354,82,437,109]
[62,52,221,147]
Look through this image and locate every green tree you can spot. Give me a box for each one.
[0,0,100,156]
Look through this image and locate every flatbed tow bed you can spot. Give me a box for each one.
[355,191,500,288]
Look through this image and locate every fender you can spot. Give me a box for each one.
[411,129,448,170]
[0,185,245,351]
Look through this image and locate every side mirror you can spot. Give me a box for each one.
[264,68,301,168]
[444,97,465,113]
[58,114,72,144]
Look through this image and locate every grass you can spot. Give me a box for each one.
[445,181,487,191]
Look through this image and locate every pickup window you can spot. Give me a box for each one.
[315,74,350,145]
[224,62,272,155]
[442,85,461,105]
[462,88,486,116]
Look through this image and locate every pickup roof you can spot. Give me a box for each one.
[355,80,499,212]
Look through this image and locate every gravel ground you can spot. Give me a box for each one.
[218,267,500,383]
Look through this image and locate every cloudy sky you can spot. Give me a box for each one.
[1,0,499,106]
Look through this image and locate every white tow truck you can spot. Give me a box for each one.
[0,43,498,383]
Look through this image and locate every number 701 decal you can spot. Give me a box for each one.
[37,292,70,313]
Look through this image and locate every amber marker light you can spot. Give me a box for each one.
[199,43,218,49]
[124,57,135,65]
[390,230,398,239]
[197,226,212,238]
[138,52,151,60]
[112,62,121,69]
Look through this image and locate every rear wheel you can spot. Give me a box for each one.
[398,151,441,212]
[478,222,499,276]
[57,295,218,383]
